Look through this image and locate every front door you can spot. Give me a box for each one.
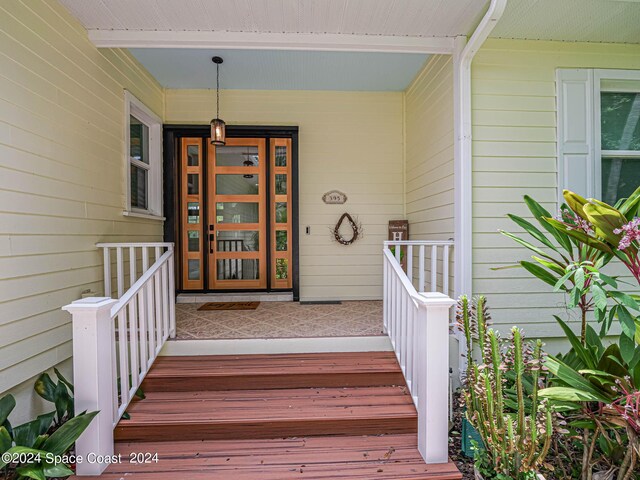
[177,133,294,292]
[208,138,267,289]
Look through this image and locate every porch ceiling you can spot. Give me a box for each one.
[128,48,429,91]
[492,0,640,44]
[59,0,640,49]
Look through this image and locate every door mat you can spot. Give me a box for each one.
[198,302,260,311]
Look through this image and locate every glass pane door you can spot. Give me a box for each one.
[180,138,204,290]
[270,138,293,289]
[208,138,267,289]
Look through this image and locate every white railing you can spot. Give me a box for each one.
[62,242,175,476]
[384,240,454,296]
[383,242,455,464]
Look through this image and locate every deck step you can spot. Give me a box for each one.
[101,435,461,479]
[115,386,416,442]
[142,352,405,391]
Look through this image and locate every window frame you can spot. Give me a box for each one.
[593,69,640,201]
[123,90,164,220]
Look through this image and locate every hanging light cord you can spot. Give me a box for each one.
[216,62,220,119]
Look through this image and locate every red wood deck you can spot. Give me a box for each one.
[94,352,460,479]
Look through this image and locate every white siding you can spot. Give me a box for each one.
[0,0,164,393]
[472,38,640,339]
[165,89,404,300]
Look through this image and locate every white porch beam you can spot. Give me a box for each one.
[88,30,455,54]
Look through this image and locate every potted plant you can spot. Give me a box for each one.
[459,296,553,480]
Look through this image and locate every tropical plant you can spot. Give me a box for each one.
[459,296,554,479]
[34,369,75,427]
[497,196,612,344]
[539,316,640,479]
[0,393,97,480]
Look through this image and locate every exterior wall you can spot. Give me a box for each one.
[0,0,164,395]
[471,38,640,341]
[165,89,405,301]
[404,55,455,295]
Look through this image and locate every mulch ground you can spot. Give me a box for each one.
[449,391,475,480]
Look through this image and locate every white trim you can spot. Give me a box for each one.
[122,210,166,221]
[593,69,640,200]
[453,0,507,380]
[89,30,455,54]
[160,336,393,356]
[124,90,163,217]
[454,0,507,300]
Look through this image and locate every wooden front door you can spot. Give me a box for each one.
[208,138,267,289]
[178,134,294,292]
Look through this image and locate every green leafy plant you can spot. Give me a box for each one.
[34,369,75,427]
[539,317,640,479]
[459,296,553,479]
[497,196,612,344]
[0,392,97,480]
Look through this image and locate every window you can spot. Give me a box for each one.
[124,91,163,219]
[599,89,640,205]
[557,69,640,205]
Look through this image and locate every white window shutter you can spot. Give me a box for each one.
[557,69,595,205]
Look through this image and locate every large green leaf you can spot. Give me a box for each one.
[0,426,11,454]
[532,256,566,276]
[0,395,15,426]
[16,464,46,480]
[563,190,589,220]
[43,460,74,477]
[0,446,48,469]
[616,305,636,339]
[544,218,613,254]
[618,185,640,219]
[53,382,69,423]
[41,411,98,455]
[583,202,626,245]
[544,356,611,403]
[498,230,563,264]
[539,386,604,402]
[520,261,560,288]
[33,374,56,403]
[507,213,560,252]
[53,368,74,394]
[524,195,573,252]
[553,316,595,369]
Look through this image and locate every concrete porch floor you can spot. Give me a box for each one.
[175,301,384,340]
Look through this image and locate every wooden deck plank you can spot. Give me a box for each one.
[115,386,417,441]
[96,435,461,479]
[142,352,405,391]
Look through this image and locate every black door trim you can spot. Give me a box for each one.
[163,125,300,301]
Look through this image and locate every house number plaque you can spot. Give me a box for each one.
[322,190,348,204]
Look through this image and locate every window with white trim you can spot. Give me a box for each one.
[557,69,640,205]
[124,91,163,218]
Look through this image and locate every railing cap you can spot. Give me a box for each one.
[62,297,117,313]
[415,292,456,307]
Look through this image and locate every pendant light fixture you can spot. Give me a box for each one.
[210,56,226,146]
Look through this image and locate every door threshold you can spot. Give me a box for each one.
[177,292,294,303]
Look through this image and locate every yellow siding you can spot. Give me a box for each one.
[0,0,164,393]
[472,38,640,338]
[165,89,404,301]
[405,55,454,240]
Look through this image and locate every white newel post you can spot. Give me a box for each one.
[62,297,118,476]
[416,292,456,464]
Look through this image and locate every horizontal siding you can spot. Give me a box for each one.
[472,38,640,333]
[0,0,164,393]
[403,55,454,295]
[165,89,404,300]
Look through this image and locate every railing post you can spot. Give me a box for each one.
[415,292,455,464]
[62,297,118,476]
[168,246,176,338]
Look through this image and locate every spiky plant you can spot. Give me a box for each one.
[461,297,554,478]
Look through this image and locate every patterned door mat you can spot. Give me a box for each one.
[197,302,260,311]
